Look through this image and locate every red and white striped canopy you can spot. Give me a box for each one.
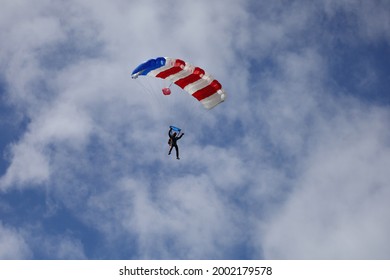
[132,57,227,109]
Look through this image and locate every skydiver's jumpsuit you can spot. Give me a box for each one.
[168,128,184,159]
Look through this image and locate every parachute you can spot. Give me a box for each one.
[131,57,227,109]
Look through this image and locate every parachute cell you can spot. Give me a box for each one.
[131,57,227,109]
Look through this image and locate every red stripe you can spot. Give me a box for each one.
[156,59,185,79]
[174,59,186,67]
[174,67,205,88]
[193,67,205,76]
[192,80,222,101]
[175,74,201,88]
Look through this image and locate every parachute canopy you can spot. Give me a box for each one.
[131,57,227,109]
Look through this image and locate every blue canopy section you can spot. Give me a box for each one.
[131,57,166,77]
[170,126,181,132]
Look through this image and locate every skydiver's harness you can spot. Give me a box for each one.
[168,126,181,146]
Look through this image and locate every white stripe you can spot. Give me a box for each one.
[184,79,209,95]
[165,69,192,83]
[200,92,225,109]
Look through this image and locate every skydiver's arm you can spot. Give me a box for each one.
[177,133,184,140]
[168,128,172,137]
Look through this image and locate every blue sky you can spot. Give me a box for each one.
[1,0,390,259]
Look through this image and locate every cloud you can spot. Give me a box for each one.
[1,0,389,259]
[261,103,390,259]
[35,234,87,259]
[0,141,49,190]
[321,0,390,43]
[118,175,241,259]
[0,222,31,259]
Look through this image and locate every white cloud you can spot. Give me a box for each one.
[0,222,32,259]
[37,235,87,259]
[0,141,50,190]
[1,0,389,259]
[321,0,390,44]
[115,175,242,259]
[261,104,390,259]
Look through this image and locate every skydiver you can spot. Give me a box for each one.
[168,127,184,160]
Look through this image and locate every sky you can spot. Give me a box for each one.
[0,0,389,260]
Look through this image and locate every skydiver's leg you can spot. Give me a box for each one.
[168,145,173,155]
[175,145,179,159]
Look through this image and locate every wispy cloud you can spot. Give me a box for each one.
[0,221,31,259]
[0,0,389,259]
